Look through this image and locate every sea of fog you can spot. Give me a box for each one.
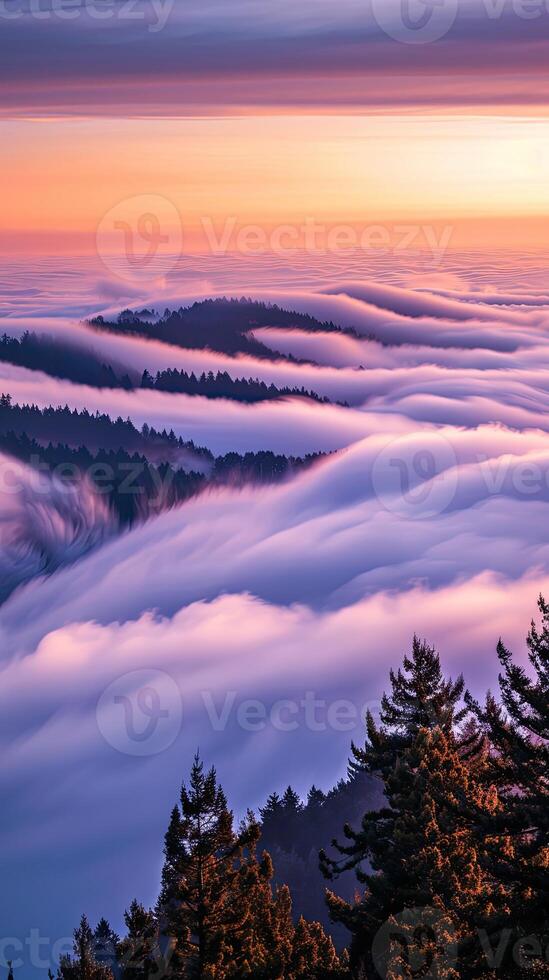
[1,249,549,973]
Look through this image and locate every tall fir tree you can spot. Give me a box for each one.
[157,754,345,979]
[94,920,120,977]
[467,596,549,976]
[322,725,501,979]
[157,753,250,978]
[349,637,469,781]
[118,901,166,980]
[59,916,114,980]
[232,845,346,979]
[289,917,348,979]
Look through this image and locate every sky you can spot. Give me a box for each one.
[2,1,549,974]
[2,0,549,254]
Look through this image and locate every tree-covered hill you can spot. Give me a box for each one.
[0,331,136,389]
[89,298,361,360]
[0,395,325,527]
[0,331,333,403]
[141,367,332,404]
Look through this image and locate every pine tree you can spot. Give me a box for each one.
[306,787,327,812]
[322,724,501,979]
[227,836,295,977]
[282,787,304,814]
[349,637,469,781]
[118,901,166,980]
[289,917,346,979]
[230,838,346,979]
[59,916,114,980]
[259,792,283,827]
[467,596,549,976]
[94,920,119,976]
[157,753,248,978]
[157,754,347,979]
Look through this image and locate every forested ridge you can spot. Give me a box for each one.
[0,395,211,460]
[0,331,136,389]
[33,601,548,979]
[89,298,361,360]
[0,331,332,404]
[140,368,333,404]
[0,395,324,526]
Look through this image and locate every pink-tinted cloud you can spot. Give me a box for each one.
[3,267,549,970]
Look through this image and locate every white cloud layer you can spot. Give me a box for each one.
[2,271,549,968]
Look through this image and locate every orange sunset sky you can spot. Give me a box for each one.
[3,112,549,255]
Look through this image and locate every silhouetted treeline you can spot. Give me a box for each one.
[0,330,332,404]
[0,432,206,524]
[90,298,359,359]
[0,332,135,389]
[141,368,331,404]
[0,395,212,463]
[54,599,547,979]
[257,776,384,944]
[213,450,322,483]
[0,395,324,526]
[56,758,348,980]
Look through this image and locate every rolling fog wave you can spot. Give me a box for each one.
[0,453,114,603]
[2,265,549,961]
